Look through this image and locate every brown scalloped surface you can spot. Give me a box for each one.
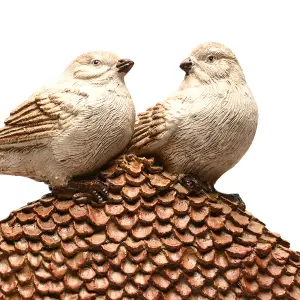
[0,155,299,299]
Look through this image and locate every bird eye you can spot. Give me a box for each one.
[207,55,215,63]
[92,59,100,66]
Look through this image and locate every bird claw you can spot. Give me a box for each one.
[91,190,105,203]
[178,175,245,209]
[217,191,246,209]
[178,174,204,195]
[67,178,109,203]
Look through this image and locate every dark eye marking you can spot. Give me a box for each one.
[206,52,234,63]
[207,55,215,63]
[92,59,100,66]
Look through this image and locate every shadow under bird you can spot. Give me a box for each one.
[128,42,258,195]
[0,51,135,198]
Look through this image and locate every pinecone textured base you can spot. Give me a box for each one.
[0,155,299,299]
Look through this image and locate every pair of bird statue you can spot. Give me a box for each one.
[0,42,258,201]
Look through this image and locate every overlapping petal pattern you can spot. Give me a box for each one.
[0,155,299,299]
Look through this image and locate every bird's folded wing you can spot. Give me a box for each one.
[128,97,188,154]
[0,88,86,144]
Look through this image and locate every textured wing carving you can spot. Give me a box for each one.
[129,97,188,154]
[0,89,87,144]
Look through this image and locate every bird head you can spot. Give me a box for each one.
[179,42,246,87]
[64,51,134,83]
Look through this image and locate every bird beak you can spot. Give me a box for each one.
[116,59,134,74]
[180,57,193,74]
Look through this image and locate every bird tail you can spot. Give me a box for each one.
[0,149,21,175]
[0,150,8,173]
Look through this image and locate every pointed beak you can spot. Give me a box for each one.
[180,57,193,74]
[116,58,134,74]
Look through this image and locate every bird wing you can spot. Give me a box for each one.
[0,88,87,145]
[128,95,189,154]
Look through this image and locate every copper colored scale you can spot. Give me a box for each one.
[0,155,299,299]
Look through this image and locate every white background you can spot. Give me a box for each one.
[0,1,299,249]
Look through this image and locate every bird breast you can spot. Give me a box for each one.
[51,87,135,175]
[162,85,258,182]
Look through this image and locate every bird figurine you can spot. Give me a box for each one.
[0,50,136,200]
[128,42,258,194]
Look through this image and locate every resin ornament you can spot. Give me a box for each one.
[0,51,135,199]
[0,155,299,299]
[129,42,258,186]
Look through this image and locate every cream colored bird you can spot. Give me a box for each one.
[0,51,135,196]
[129,42,258,188]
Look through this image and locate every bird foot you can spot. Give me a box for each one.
[178,174,205,195]
[214,190,246,210]
[67,177,109,203]
[178,175,245,209]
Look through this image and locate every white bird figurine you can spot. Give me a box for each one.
[129,42,258,195]
[0,51,136,200]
